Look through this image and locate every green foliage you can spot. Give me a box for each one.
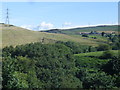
[100,56,120,87]
[2,42,81,88]
[97,44,111,51]
[102,56,120,75]
[101,32,105,36]
[59,75,83,88]
[2,55,42,88]
[111,35,120,50]
[76,68,115,88]
[6,71,29,88]
[74,50,119,88]
[82,71,115,88]
[82,34,89,37]
[75,56,108,69]
[100,50,114,59]
[45,25,118,35]
[115,75,120,87]
[112,42,120,50]
[56,41,96,54]
[2,41,120,89]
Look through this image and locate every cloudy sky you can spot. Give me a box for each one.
[2,2,118,30]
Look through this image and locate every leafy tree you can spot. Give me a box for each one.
[115,75,120,88]
[76,68,115,89]
[59,75,83,88]
[2,42,119,89]
[56,41,95,54]
[82,72,115,89]
[97,44,111,51]
[6,71,29,88]
[102,56,120,75]
[2,42,82,88]
[101,32,105,36]
[2,56,42,88]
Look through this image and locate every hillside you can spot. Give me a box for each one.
[74,50,119,57]
[42,25,118,35]
[1,23,102,48]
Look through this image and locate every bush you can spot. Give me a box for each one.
[82,34,89,37]
[97,44,111,51]
[76,68,115,89]
[102,56,120,75]
[2,42,82,88]
[100,50,114,59]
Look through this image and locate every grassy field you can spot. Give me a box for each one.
[74,50,119,57]
[74,50,119,69]
[69,34,109,44]
[1,24,104,48]
[43,25,118,35]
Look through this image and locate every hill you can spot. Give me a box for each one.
[1,23,102,48]
[42,25,118,35]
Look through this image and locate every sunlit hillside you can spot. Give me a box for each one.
[1,23,101,48]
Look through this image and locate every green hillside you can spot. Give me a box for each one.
[1,23,103,48]
[74,50,119,57]
[43,25,118,35]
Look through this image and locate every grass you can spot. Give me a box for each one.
[1,24,101,48]
[70,34,109,44]
[74,50,119,57]
[74,50,119,69]
[44,25,118,35]
[75,56,109,68]
[62,25,118,34]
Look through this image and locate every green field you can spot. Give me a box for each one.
[75,50,119,56]
[74,50,119,70]
[74,50,119,57]
[43,25,118,35]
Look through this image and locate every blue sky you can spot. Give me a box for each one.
[2,2,118,30]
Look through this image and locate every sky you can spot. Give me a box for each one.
[2,2,118,30]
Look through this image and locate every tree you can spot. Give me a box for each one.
[102,56,120,75]
[82,34,89,37]
[100,50,114,59]
[101,32,105,36]
[97,44,110,51]
[2,42,82,88]
[76,68,115,89]
[82,72,115,89]
[5,71,29,88]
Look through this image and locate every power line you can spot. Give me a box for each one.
[5,8,10,26]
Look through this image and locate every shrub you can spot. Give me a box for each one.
[100,50,114,59]
[102,56,120,75]
[82,34,89,37]
[97,44,111,51]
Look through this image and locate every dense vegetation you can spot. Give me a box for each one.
[1,24,120,89]
[2,41,120,89]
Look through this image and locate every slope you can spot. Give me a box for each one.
[43,25,118,35]
[1,23,101,48]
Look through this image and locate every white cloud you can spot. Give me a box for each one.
[20,22,54,31]
[20,22,118,31]
[63,22,72,26]
[63,22,72,27]
[20,25,34,30]
[60,23,118,29]
[39,21,54,30]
